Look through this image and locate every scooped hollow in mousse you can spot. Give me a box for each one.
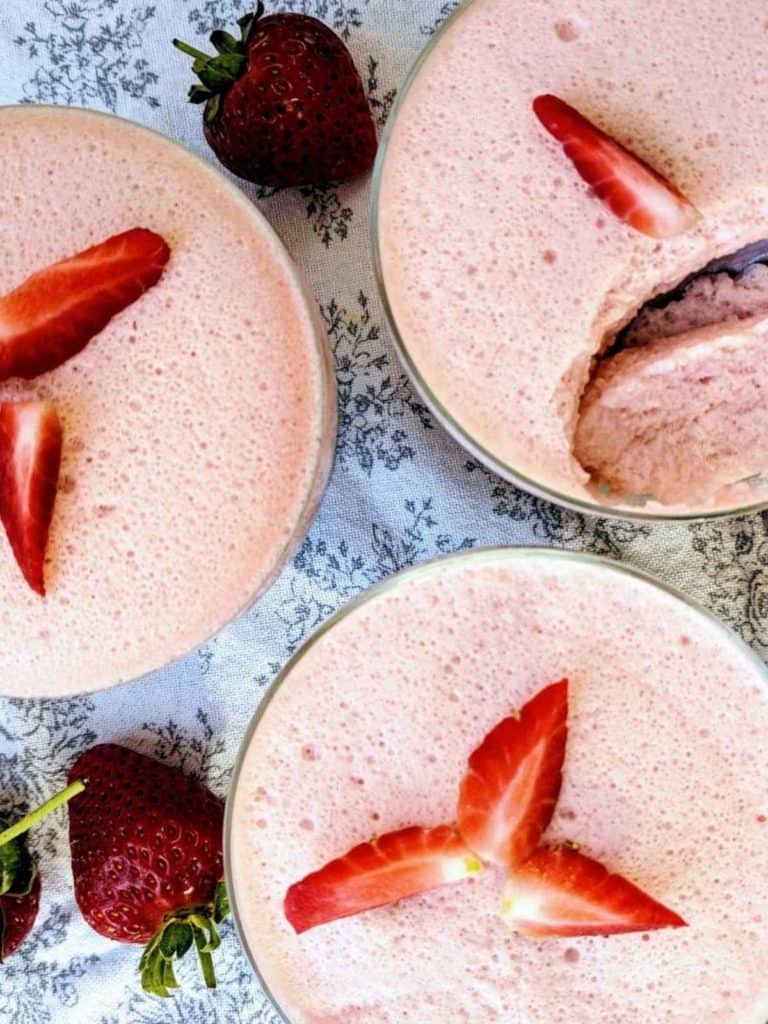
[575,313,768,505]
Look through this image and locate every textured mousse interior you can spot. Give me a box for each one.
[573,239,768,504]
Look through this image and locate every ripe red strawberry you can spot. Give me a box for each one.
[533,94,700,239]
[285,824,483,934]
[457,680,568,867]
[174,3,377,187]
[67,744,228,997]
[502,844,687,937]
[0,228,170,382]
[0,779,85,959]
[0,825,40,960]
[0,401,63,596]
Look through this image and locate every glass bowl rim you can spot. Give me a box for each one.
[0,102,337,699]
[368,0,768,525]
[223,543,768,1020]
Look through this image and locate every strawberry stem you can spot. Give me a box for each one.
[0,779,85,849]
[172,39,211,62]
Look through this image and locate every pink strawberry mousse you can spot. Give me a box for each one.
[228,550,768,1024]
[0,106,335,698]
[377,0,768,513]
[576,314,768,503]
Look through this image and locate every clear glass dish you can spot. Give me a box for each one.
[369,0,768,524]
[0,104,337,698]
[224,545,768,1021]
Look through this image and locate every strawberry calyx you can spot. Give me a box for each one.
[139,881,230,998]
[173,3,264,123]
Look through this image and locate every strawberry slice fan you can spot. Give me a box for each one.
[284,679,687,938]
[0,227,170,596]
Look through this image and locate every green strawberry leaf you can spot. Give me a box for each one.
[188,85,214,105]
[193,927,216,989]
[204,95,222,125]
[7,861,37,898]
[139,886,228,997]
[238,4,264,44]
[0,837,21,897]
[195,53,247,92]
[160,920,194,960]
[213,880,230,924]
[210,30,242,55]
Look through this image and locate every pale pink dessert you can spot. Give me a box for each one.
[227,550,768,1024]
[376,0,768,513]
[0,106,335,698]
[576,314,768,503]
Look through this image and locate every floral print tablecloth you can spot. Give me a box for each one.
[0,1,765,1021]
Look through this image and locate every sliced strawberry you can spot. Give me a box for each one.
[0,401,63,596]
[533,94,700,239]
[457,680,568,867]
[0,228,170,381]
[502,845,687,937]
[284,825,483,934]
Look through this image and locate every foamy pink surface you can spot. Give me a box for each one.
[229,551,768,1024]
[0,106,333,697]
[377,0,768,512]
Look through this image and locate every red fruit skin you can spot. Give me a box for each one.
[205,14,378,187]
[67,744,224,944]
[0,401,63,596]
[0,871,41,959]
[503,845,687,938]
[285,824,482,934]
[458,680,569,867]
[532,94,700,239]
[0,228,170,382]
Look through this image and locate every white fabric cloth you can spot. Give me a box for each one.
[0,1,765,1021]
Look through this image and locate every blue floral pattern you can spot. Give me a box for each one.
[14,1,159,110]
[329,292,433,473]
[0,0,766,1021]
[0,905,99,1024]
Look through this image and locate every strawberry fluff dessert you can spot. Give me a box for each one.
[227,549,768,1024]
[0,105,334,698]
[376,0,768,514]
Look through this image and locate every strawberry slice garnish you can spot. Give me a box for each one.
[457,680,568,867]
[0,401,63,596]
[502,845,687,937]
[284,825,483,934]
[0,228,170,381]
[532,94,700,239]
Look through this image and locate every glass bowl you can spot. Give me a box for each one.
[224,545,768,1021]
[369,0,768,524]
[0,104,337,698]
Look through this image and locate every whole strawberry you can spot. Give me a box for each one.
[67,744,228,997]
[0,820,41,960]
[173,3,378,187]
[0,779,85,959]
